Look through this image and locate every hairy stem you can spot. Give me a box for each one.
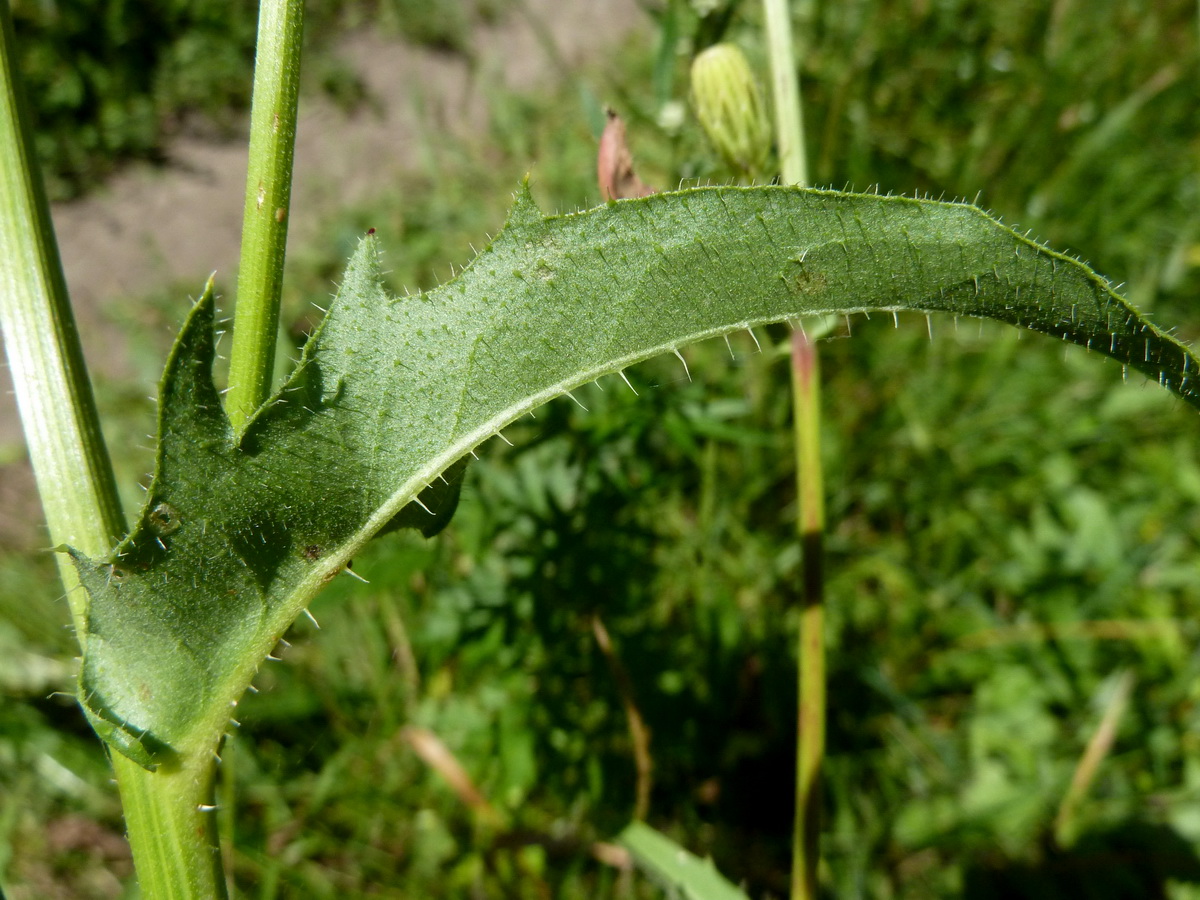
[226,0,305,430]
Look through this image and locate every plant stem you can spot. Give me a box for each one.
[762,1,822,897]
[764,0,808,188]
[111,752,228,900]
[790,327,825,900]
[226,0,305,431]
[0,0,126,637]
[592,614,654,821]
[0,4,227,896]
[1054,670,1135,848]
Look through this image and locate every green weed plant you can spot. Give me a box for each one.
[2,1,1199,898]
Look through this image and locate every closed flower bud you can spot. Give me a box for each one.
[690,43,772,176]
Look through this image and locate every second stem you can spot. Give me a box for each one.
[226,0,305,431]
[791,326,825,900]
[762,0,824,895]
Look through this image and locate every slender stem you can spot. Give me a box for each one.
[762,1,823,897]
[0,0,125,637]
[1054,670,1134,848]
[592,614,654,821]
[226,0,305,431]
[790,328,825,900]
[764,0,808,187]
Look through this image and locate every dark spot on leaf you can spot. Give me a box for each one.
[791,270,828,294]
[147,502,181,536]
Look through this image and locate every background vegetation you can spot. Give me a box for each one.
[3,0,1200,897]
[10,0,508,198]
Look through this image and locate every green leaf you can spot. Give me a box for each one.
[617,821,750,900]
[73,183,1200,767]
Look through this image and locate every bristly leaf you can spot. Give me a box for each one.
[73,183,1200,767]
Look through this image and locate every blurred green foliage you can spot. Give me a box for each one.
[10,0,505,199]
[12,0,259,197]
[4,0,1200,897]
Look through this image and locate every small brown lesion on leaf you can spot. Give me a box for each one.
[147,502,181,537]
[791,269,828,294]
[303,545,348,585]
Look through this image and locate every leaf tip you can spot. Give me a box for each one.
[505,177,545,231]
[354,227,382,258]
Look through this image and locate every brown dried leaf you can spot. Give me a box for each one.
[597,108,656,200]
[402,726,503,826]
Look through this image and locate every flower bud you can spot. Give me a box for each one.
[690,43,772,176]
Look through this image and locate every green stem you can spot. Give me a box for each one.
[0,3,226,896]
[762,1,822,897]
[112,752,228,900]
[0,0,125,637]
[226,0,305,431]
[764,0,808,187]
